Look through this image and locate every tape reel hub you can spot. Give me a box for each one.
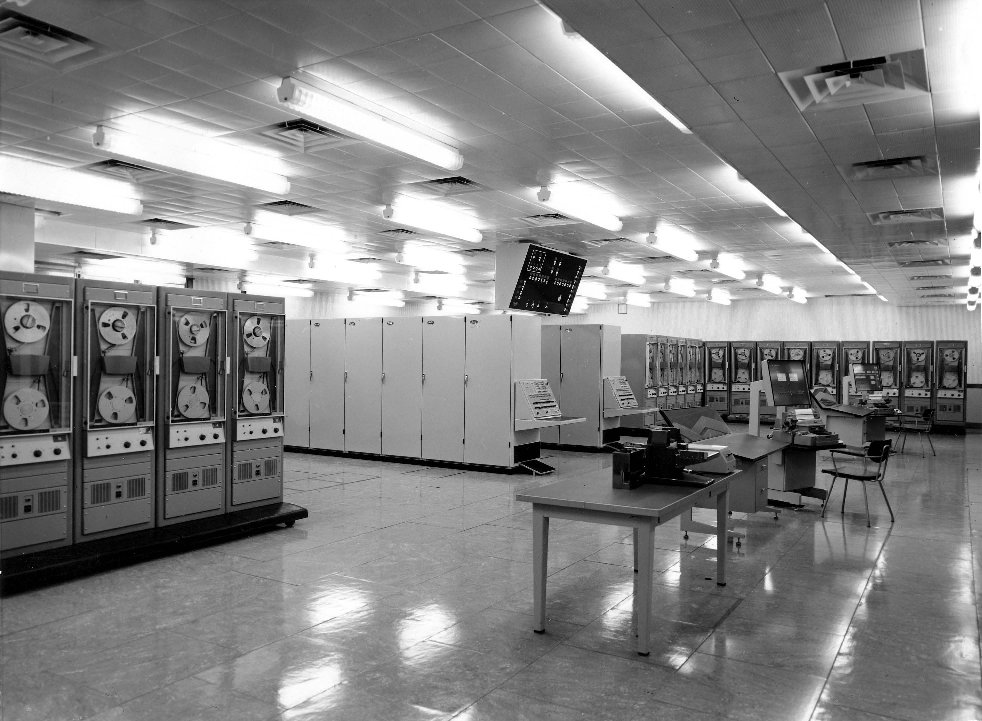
[2,389,49,430]
[242,381,270,414]
[4,301,51,344]
[178,313,211,346]
[98,307,137,345]
[97,385,137,423]
[243,316,270,348]
[176,384,210,419]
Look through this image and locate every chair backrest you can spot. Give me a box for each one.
[922,408,935,424]
[867,439,892,462]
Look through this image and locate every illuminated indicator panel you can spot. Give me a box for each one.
[508,245,586,315]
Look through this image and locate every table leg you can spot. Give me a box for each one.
[716,486,728,587]
[636,520,654,656]
[632,527,638,572]
[532,506,549,633]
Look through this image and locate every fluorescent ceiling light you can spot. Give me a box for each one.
[569,296,590,314]
[278,77,463,171]
[836,260,861,277]
[758,193,788,218]
[154,227,258,267]
[437,299,481,314]
[788,287,808,304]
[247,210,348,255]
[307,260,380,285]
[536,184,623,232]
[81,257,185,286]
[648,224,698,262]
[862,281,877,293]
[664,277,696,298]
[350,290,405,307]
[707,288,731,306]
[397,241,465,274]
[413,272,467,296]
[710,253,745,280]
[241,279,314,298]
[383,202,482,243]
[757,274,784,296]
[603,259,644,285]
[576,280,608,300]
[877,294,888,302]
[0,155,142,215]
[93,125,289,195]
[625,291,651,307]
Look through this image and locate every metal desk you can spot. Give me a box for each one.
[516,475,731,656]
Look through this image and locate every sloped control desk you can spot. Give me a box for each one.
[516,474,732,656]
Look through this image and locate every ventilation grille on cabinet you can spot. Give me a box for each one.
[258,119,356,151]
[237,461,253,481]
[258,200,319,215]
[0,495,17,520]
[868,208,944,225]
[0,10,103,67]
[202,467,219,487]
[171,471,189,492]
[127,477,146,498]
[37,489,61,513]
[90,482,112,505]
[263,458,279,477]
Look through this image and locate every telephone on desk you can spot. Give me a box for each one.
[609,427,735,490]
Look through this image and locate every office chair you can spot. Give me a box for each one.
[820,439,894,528]
[895,408,935,456]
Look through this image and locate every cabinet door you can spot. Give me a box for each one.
[464,317,512,466]
[559,325,601,446]
[540,325,562,444]
[382,317,422,458]
[284,320,311,448]
[422,317,465,462]
[344,318,382,454]
[309,319,345,451]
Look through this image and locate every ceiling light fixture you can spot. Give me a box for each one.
[241,278,314,298]
[707,288,731,306]
[576,280,608,300]
[382,202,482,243]
[569,296,591,314]
[861,281,877,294]
[413,272,468,296]
[648,223,698,262]
[836,259,861,277]
[625,290,651,307]
[437,299,481,315]
[664,277,696,298]
[397,241,465,274]
[877,294,889,302]
[0,155,143,215]
[92,125,289,195]
[709,253,746,280]
[277,77,463,171]
[757,274,784,296]
[349,290,406,307]
[602,259,645,285]
[307,260,380,285]
[536,184,623,232]
[788,287,808,304]
[81,257,185,286]
[247,210,348,255]
[153,227,258,266]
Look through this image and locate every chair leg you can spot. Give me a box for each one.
[821,477,837,518]
[840,479,849,514]
[927,433,935,456]
[877,481,895,523]
[861,482,871,528]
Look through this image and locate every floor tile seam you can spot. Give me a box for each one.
[968,462,982,690]
[9,665,123,720]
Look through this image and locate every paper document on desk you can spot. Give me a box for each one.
[686,444,737,473]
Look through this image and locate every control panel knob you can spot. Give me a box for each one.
[213,433,219,439]
[33,449,43,457]
[261,427,268,434]
[199,434,207,441]
[53,447,62,455]
[273,427,280,433]
[124,441,132,448]
[140,439,147,447]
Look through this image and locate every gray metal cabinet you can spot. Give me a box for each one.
[343,318,382,454]
[309,319,345,451]
[381,317,422,458]
[422,316,465,462]
[464,316,513,466]
[284,319,311,448]
[540,325,562,444]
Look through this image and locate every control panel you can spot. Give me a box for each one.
[236,416,284,441]
[517,379,561,419]
[86,426,154,457]
[604,376,639,409]
[0,434,71,467]
[169,422,226,449]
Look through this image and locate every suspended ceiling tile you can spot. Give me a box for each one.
[544,0,666,46]
[744,5,846,71]
[385,0,480,31]
[107,1,197,36]
[744,114,818,146]
[605,36,689,71]
[145,0,239,24]
[434,21,511,56]
[693,121,768,152]
[869,112,936,135]
[669,21,762,61]
[73,17,156,52]
[827,0,922,57]
[637,0,741,33]
[865,95,932,120]
[716,75,802,120]
[632,63,707,95]
[692,49,775,84]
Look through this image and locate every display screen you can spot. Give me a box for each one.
[508,244,586,315]
[766,360,810,406]
[851,363,882,392]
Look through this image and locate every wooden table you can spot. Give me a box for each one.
[516,475,731,656]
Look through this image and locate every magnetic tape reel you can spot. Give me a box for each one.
[97,385,137,424]
[176,383,210,419]
[242,315,270,348]
[2,388,49,430]
[241,381,271,414]
[3,301,51,344]
[177,312,211,347]
[98,307,138,346]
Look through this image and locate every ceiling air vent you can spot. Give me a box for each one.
[778,49,927,112]
[849,156,934,182]
[0,10,102,67]
[258,119,355,152]
[258,200,318,216]
[886,239,942,248]
[901,258,949,268]
[868,207,944,225]
[138,218,197,230]
[378,228,417,236]
[86,159,167,183]
[409,176,484,196]
[920,293,957,298]
[711,278,740,285]
[523,213,578,227]
[459,247,494,254]
[915,285,950,290]
[909,274,951,280]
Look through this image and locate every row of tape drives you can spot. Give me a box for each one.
[0,272,286,557]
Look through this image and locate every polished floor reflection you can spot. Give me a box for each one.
[2,432,980,720]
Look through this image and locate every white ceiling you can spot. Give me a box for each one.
[1,0,979,307]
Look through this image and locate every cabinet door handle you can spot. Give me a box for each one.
[464,374,469,385]
[381,372,385,382]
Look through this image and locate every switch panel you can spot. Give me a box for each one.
[236,416,284,441]
[86,426,154,457]
[169,422,226,449]
[0,434,70,467]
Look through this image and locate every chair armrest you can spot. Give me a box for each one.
[830,449,865,459]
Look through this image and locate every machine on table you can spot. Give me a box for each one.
[934,340,967,429]
[74,279,156,543]
[608,425,734,490]
[157,288,228,525]
[819,362,896,448]
[0,272,74,558]
[750,359,840,505]
[228,294,285,512]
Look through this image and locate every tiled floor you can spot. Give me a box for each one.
[2,432,980,720]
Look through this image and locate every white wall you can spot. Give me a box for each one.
[552,296,982,383]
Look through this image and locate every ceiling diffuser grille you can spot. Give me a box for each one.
[258,200,318,215]
[886,239,942,248]
[523,213,578,227]
[901,258,949,267]
[850,156,934,181]
[139,218,196,230]
[409,176,484,196]
[0,10,101,67]
[86,159,167,183]
[868,208,944,225]
[258,119,355,151]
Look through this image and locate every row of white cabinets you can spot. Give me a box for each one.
[285,315,541,468]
